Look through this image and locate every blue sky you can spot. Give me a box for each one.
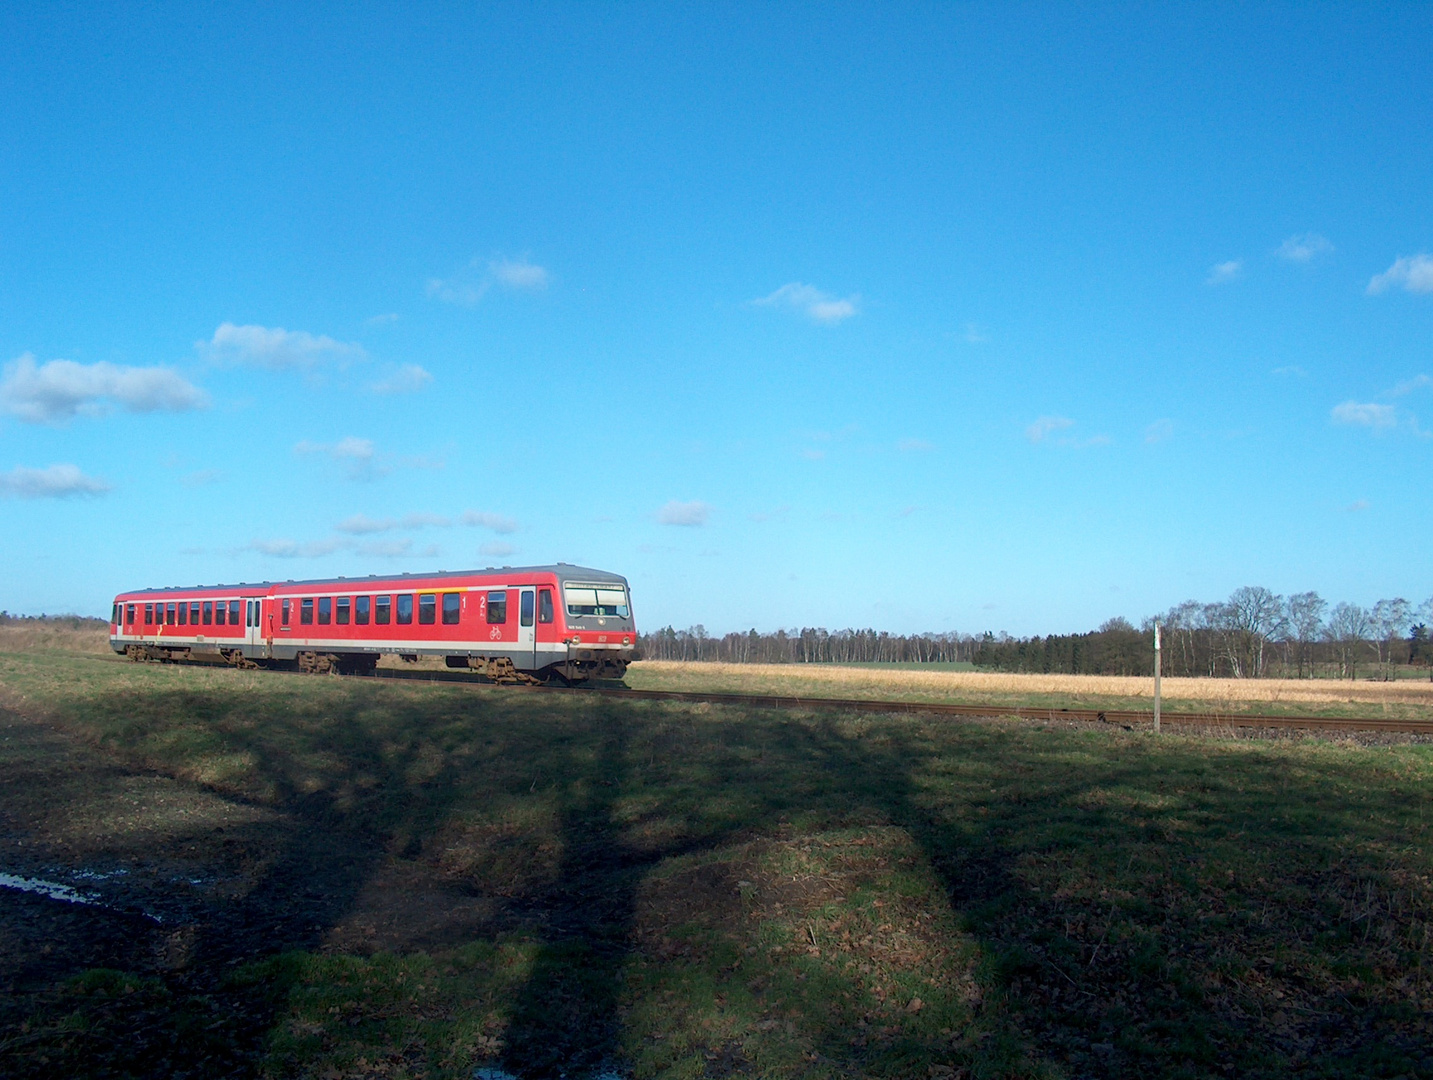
[2,3,1431,635]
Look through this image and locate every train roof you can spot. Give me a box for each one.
[116,564,627,596]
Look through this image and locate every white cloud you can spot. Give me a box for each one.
[358,538,438,559]
[799,448,826,460]
[364,313,400,326]
[246,537,346,558]
[658,499,710,527]
[1206,260,1243,285]
[480,541,517,558]
[753,282,860,324]
[1025,415,1109,448]
[1276,233,1333,262]
[962,323,989,344]
[336,513,394,535]
[1344,499,1370,512]
[1392,374,1432,397]
[428,256,550,306]
[897,438,934,453]
[1025,416,1074,443]
[427,275,487,306]
[201,323,364,370]
[181,468,223,487]
[402,512,452,528]
[1367,254,1433,295]
[0,353,208,424]
[490,258,549,290]
[1272,365,1308,377]
[370,364,433,395]
[295,436,383,480]
[1144,419,1174,444]
[336,512,453,536]
[0,463,110,498]
[460,509,518,534]
[1331,401,1397,429]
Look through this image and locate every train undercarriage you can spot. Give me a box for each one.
[121,643,630,684]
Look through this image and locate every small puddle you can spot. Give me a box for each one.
[0,869,164,922]
[0,872,102,906]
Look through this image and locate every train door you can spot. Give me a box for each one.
[246,599,263,652]
[518,587,536,670]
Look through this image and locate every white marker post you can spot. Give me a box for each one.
[1153,621,1162,734]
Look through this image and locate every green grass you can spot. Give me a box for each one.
[1,648,1432,1078]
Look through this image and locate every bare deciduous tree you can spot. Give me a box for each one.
[1325,602,1372,680]
[1371,598,1411,679]
[1284,591,1327,679]
[1224,586,1284,678]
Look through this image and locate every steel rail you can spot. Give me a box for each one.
[354,666,1433,734]
[92,653,1432,733]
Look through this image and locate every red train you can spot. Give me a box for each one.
[108,564,637,682]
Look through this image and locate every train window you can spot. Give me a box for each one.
[442,592,460,625]
[111,603,119,625]
[538,589,553,623]
[486,591,507,624]
[215,601,226,626]
[201,601,211,625]
[337,597,350,625]
[190,602,201,624]
[318,597,331,625]
[144,603,153,625]
[166,602,177,625]
[228,600,241,625]
[520,590,534,627]
[355,596,370,624]
[397,594,414,624]
[418,594,436,624]
[563,584,630,618]
[177,602,187,625]
[126,604,136,625]
[375,595,391,624]
[301,598,314,625]
[281,599,290,626]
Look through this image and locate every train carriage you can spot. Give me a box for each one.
[109,563,636,683]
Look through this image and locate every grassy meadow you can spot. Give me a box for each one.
[627,661,1433,723]
[0,637,1431,1077]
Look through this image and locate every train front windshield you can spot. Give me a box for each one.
[563,584,630,618]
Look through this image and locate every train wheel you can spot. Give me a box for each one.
[297,651,337,675]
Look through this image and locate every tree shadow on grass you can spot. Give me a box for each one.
[754,713,1433,1079]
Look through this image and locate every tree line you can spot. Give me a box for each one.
[637,588,1433,679]
[638,625,980,665]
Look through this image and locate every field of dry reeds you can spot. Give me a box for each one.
[0,621,110,657]
[628,660,1433,719]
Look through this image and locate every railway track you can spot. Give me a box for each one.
[355,665,1433,734]
[93,653,1432,734]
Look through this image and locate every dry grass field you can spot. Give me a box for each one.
[627,661,1433,720]
[0,622,111,657]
